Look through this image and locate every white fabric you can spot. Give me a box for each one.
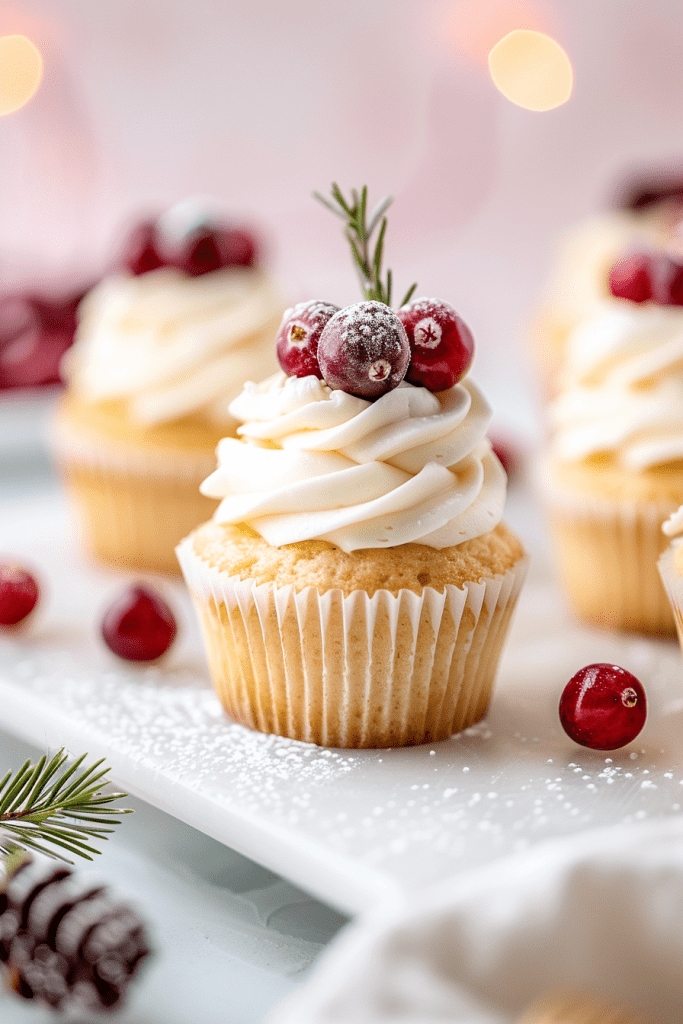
[270,817,683,1023]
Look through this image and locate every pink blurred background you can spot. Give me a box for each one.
[1,0,683,434]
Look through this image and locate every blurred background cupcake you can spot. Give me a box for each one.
[53,200,285,574]
[539,239,683,634]
[530,169,683,397]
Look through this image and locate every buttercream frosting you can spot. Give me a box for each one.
[63,266,282,426]
[200,370,506,552]
[550,300,683,471]
[663,505,683,538]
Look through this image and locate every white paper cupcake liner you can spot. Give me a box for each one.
[177,536,528,749]
[539,467,677,635]
[658,543,683,647]
[51,414,218,481]
[52,417,219,573]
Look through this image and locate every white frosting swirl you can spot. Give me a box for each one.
[550,300,683,471]
[663,506,683,538]
[200,371,506,552]
[63,266,282,425]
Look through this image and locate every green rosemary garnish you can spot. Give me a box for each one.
[313,183,417,308]
[0,749,132,863]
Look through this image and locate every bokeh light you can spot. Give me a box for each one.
[0,35,43,116]
[488,29,572,111]
[445,0,554,66]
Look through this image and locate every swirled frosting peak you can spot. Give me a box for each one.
[63,266,283,425]
[550,300,683,471]
[200,370,506,551]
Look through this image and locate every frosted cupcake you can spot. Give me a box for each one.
[531,194,682,393]
[177,185,526,748]
[53,206,283,574]
[540,245,683,634]
[658,506,683,644]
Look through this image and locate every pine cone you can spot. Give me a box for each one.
[0,853,151,1012]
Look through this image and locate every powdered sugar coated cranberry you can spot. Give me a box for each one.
[276,300,339,379]
[317,301,410,399]
[399,297,474,392]
[608,253,652,303]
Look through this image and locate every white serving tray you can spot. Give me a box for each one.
[1,485,683,915]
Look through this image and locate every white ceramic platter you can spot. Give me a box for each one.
[1,485,683,915]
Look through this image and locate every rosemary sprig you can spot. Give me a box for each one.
[0,749,132,864]
[313,183,417,308]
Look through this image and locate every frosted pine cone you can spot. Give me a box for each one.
[0,853,150,1012]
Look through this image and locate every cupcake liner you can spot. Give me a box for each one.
[53,421,218,575]
[539,471,677,635]
[658,543,683,647]
[177,536,528,749]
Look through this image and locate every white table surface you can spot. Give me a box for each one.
[3,404,683,1020]
[0,459,348,1024]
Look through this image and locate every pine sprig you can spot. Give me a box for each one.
[313,183,417,307]
[0,749,132,864]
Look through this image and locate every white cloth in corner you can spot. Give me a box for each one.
[268,816,683,1024]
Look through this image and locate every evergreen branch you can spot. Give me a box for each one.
[0,749,132,864]
[400,281,418,307]
[313,183,418,306]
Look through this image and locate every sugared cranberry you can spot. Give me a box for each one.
[121,221,165,276]
[101,585,177,662]
[317,301,410,399]
[559,663,647,750]
[608,253,652,303]
[0,564,39,625]
[398,297,474,392]
[276,300,339,379]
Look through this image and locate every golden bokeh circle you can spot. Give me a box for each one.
[0,35,43,117]
[488,29,573,112]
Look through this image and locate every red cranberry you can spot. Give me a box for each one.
[276,301,339,379]
[101,585,177,662]
[608,253,653,303]
[182,227,223,277]
[0,564,39,626]
[649,252,683,306]
[0,297,71,390]
[216,227,258,268]
[489,435,520,481]
[398,298,474,392]
[121,221,165,276]
[559,663,647,751]
[318,301,410,399]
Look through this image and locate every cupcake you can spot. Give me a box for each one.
[539,245,683,635]
[658,506,683,644]
[53,204,284,574]
[177,185,527,748]
[531,191,683,394]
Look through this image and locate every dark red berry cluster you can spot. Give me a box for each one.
[275,296,474,399]
[0,286,91,390]
[609,249,683,305]
[0,563,176,662]
[121,219,258,278]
